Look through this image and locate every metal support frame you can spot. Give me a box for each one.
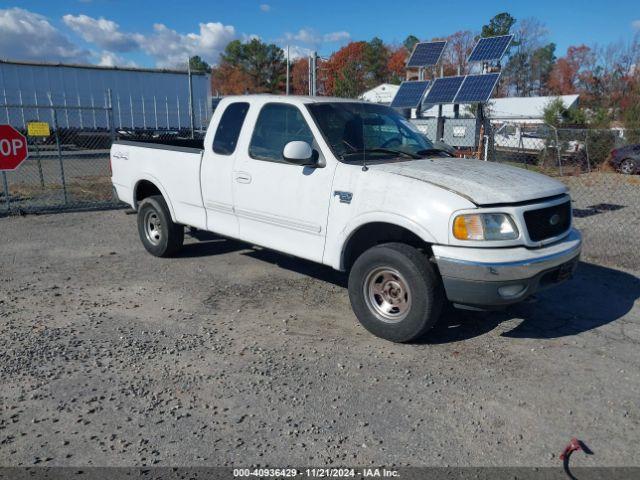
[187,58,195,139]
[48,93,68,205]
[2,171,9,212]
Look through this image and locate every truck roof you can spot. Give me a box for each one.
[218,94,365,105]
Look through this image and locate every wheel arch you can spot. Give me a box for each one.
[339,218,436,272]
[132,176,176,221]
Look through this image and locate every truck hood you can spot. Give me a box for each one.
[371,157,568,205]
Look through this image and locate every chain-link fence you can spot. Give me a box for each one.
[413,118,639,269]
[0,101,116,214]
[485,121,639,270]
[0,92,207,215]
[2,101,638,271]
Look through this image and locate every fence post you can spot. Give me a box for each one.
[584,129,591,174]
[2,171,10,212]
[187,59,195,139]
[48,93,68,205]
[106,89,115,142]
[106,89,116,203]
[31,92,46,188]
[553,127,563,176]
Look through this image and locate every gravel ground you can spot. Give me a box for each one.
[1,210,639,468]
[563,172,640,270]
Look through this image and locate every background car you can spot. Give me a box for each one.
[610,144,640,174]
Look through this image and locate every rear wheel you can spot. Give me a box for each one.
[619,158,637,175]
[348,242,444,343]
[137,195,184,257]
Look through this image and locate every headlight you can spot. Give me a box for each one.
[453,213,519,241]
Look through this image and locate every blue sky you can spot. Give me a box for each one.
[1,0,639,68]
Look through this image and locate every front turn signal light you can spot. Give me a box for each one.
[453,213,518,241]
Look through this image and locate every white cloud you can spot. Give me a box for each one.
[0,7,89,63]
[286,45,313,60]
[632,20,640,30]
[286,29,318,44]
[97,51,137,67]
[142,22,236,68]
[63,14,143,52]
[322,31,350,43]
[284,28,350,47]
[63,12,237,68]
[259,4,271,12]
[3,8,332,70]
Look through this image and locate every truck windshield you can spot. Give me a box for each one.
[306,102,442,162]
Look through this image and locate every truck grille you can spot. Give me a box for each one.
[524,201,571,242]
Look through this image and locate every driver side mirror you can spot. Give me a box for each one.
[283,141,317,166]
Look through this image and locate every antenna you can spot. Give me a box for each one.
[360,104,368,171]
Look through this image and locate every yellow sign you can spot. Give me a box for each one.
[27,122,51,137]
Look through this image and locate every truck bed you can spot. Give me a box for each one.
[110,140,206,229]
[115,138,204,151]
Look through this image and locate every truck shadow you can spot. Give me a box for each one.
[425,262,640,344]
[242,247,638,342]
[175,234,638,343]
[175,230,250,258]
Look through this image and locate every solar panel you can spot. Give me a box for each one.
[453,73,500,103]
[468,35,513,62]
[407,41,447,67]
[424,76,465,104]
[390,81,431,108]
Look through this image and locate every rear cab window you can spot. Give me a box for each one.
[212,102,250,155]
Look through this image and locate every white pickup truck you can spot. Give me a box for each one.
[111,95,581,343]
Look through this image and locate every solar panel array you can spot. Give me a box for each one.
[390,81,431,108]
[407,41,447,67]
[424,76,465,104]
[453,73,500,103]
[468,35,513,62]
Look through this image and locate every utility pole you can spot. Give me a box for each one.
[286,45,290,95]
[308,51,318,96]
[308,54,312,96]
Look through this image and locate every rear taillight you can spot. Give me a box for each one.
[611,149,618,157]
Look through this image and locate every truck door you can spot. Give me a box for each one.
[232,102,336,263]
[200,101,250,238]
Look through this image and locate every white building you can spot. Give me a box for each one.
[359,83,400,105]
[421,94,580,124]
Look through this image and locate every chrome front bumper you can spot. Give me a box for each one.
[433,229,582,307]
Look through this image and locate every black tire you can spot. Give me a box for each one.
[619,158,637,175]
[348,242,444,343]
[137,195,184,257]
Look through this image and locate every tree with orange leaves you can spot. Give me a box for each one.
[291,57,309,95]
[547,45,593,95]
[387,47,407,84]
[323,41,368,97]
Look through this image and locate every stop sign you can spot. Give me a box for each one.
[0,125,29,171]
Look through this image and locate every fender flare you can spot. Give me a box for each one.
[132,174,177,222]
[332,212,438,271]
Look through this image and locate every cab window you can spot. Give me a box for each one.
[249,103,314,162]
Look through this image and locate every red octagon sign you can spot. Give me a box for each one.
[0,125,29,171]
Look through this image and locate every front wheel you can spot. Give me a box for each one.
[137,195,184,257]
[348,243,444,343]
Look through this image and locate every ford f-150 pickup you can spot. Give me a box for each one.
[111,95,581,343]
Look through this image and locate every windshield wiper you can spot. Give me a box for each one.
[341,148,422,160]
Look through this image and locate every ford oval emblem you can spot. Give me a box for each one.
[549,213,561,226]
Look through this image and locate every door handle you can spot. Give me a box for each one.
[234,172,252,184]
